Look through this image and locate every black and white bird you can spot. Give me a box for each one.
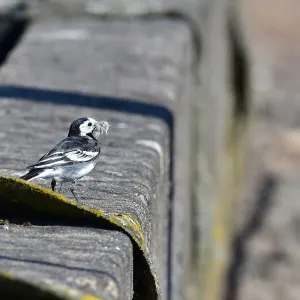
[20,117,109,201]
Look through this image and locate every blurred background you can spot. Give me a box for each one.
[231,1,300,300]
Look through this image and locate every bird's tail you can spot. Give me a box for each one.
[20,169,41,181]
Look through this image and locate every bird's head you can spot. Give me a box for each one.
[68,117,110,139]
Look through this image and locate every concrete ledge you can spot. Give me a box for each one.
[0,95,169,299]
[0,18,196,300]
[0,225,133,300]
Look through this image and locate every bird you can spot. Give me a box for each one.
[20,117,110,201]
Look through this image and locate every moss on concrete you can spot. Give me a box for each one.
[0,176,157,299]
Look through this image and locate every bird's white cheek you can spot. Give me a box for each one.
[79,123,87,134]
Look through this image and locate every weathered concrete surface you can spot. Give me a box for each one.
[0,224,132,300]
[0,94,169,299]
[1,19,193,108]
[0,18,195,300]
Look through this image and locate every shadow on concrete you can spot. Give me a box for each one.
[0,85,173,128]
[0,254,117,280]
[224,173,278,300]
[0,17,29,66]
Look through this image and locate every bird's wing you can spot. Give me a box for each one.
[27,147,99,169]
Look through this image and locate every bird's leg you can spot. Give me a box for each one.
[58,182,63,193]
[51,179,56,192]
[70,181,79,202]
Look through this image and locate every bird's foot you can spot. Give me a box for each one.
[51,179,56,192]
[70,181,79,202]
[58,182,63,193]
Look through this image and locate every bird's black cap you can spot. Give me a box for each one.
[68,117,89,137]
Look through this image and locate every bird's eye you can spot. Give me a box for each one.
[88,122,92,126]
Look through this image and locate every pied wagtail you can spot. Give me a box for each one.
[20,117,109,201]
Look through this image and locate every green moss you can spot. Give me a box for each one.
[0,219,9,225]
[81,296,104,300]
[109,213,146,250]
[0,176,147,251]
[0,176,156,298]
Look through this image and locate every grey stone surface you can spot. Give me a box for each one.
[0,224,133,300]
[0,18,196,300]
[0,95,170,299]
[1,19,193,108]
[0,18,196,299]
[0,0,23,14]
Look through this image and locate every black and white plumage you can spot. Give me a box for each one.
[20,117,109,201]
